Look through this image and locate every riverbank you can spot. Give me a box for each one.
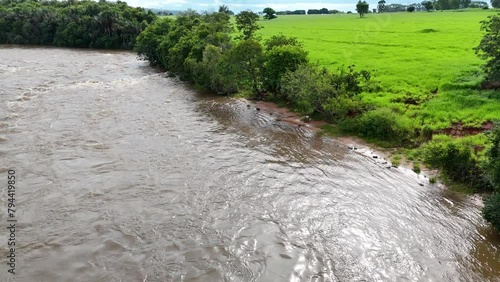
[238,97,441,183]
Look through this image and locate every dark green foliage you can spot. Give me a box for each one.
[307,8,331,14]
[228,39,265,97]
[461,0,472,7]
[475,14,500,82]
[492,0,500,8]
[0,0,156,49]
[135,18,173,66]
[343,108,416,146]
[136,10,233,84]
[483,193,500,231]
[407,6,416,12]
[422,135,492,192]
[218,5,234,15]
[263,7,277,20]
[281,65,372,120]
[235,10,261,40]
[356,1,369,17]
[486,123,500,189]
[422,1,434,11]
[469,1,488,8]
[264,34,303,51]
[262,35,308,94]
[378,0,386,12]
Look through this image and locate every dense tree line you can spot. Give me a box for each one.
[136,9,374,120]
[377,0,488,12]
[307,8,332,14]
[276,9,342,15]
[276,10,306,15]
[0,0,156,49]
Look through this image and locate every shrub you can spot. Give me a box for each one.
[264,34,303,51]
[263,44,308,94]
[486,122,500,189]
[344,108,416,146]
[421,135,492,192]
[483,193,500,231]
[413,162,421,173]
[280,65,371,120]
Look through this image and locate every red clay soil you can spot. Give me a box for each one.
[250,100,328,129]
[437,121,493,137]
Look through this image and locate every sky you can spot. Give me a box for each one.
[125,0,399,13]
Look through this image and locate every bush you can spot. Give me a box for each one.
[186,45,239,94]
[344,108,416,146]
[263,44,308,94]
[486,122,500,189]
[483,193,500,231]
[280,65,371,120]
[421,135,492,192]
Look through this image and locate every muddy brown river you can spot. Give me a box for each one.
[0,47,499,282]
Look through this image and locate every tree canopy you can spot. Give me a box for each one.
[422,1,434,11]
[235,10,261,40]
[0,0,156,49]
[263,7,277,20]
[356,1,369,17]
[475,14,500,81]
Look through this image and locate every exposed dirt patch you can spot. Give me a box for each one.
[437,121,493,137]
[404,97,419,105]
[481,81,500,90]
[240,99,329,130]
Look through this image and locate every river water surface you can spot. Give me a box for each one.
[0,47,499,282]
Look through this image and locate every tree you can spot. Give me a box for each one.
[407,6,416,11]
[218,5,234,15]
[377,0,386,12]
[263,7,277,20]
[356,1,369,17]
[263,35,308,93]
[492,0,500,7]
[235,10,261,40]
[475,14,500,81]
[469,1,489,8]
[460,0,472,7]
[422,1,434,10]
[229,39,265,97]
[0,0,156,49]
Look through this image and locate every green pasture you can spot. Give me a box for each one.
[257,10,500,130]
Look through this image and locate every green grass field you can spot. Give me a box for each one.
[257,10,500,130]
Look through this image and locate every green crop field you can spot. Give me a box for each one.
[257,10,500,130]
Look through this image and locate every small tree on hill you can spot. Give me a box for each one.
[422,1,434,10]
[356,1,369,17]
[407,6,416,11]
[492,0,500,8]
[235,10,261,40]
[263,7,277,20]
